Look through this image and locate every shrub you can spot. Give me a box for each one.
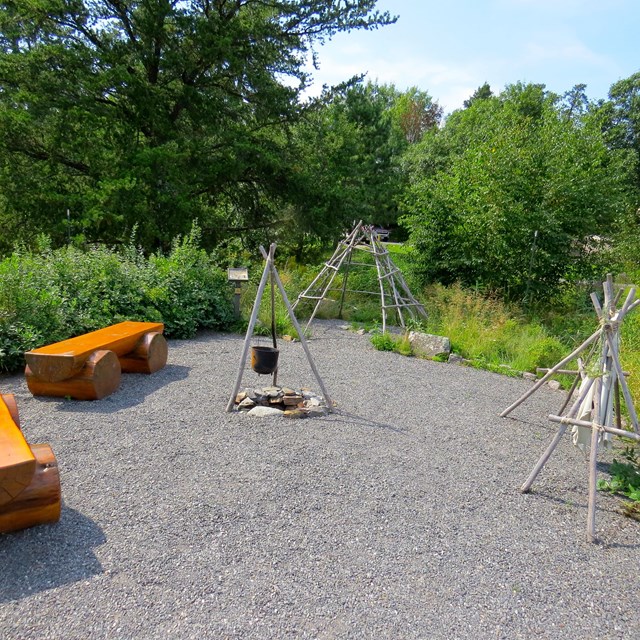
[0,223,234,371]
[146,225,233,339]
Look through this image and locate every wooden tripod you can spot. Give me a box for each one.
[500,275,640,542]
[225,244,333,413]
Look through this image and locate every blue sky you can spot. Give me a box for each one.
[304,0,640,114]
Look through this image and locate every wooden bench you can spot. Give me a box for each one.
[25,321,168,400]
[0,393,61,533]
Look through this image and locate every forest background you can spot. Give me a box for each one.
[0,1,638,396]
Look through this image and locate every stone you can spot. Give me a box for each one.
[246,406,284,417]
[448,353,464,364]
[357,328,366,335]
[408,331,451,358]
[283,409,307,419]
[235,391,248,403]
[238,397,255,410]
[282,335,296,342]
[262,386,283,398]
[522,372,537,381]
[283,395,303,406]
[547,380,561,391]
[306,407,329,418]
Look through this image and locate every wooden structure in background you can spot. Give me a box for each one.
[226,244,332,413]
[0,393,61,533]
[292,221,427,333]
[25,321,168,400]
[500,275,640,543]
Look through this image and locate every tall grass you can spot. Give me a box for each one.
[417,283,567,372]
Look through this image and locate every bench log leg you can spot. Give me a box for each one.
[119,331,168,374]
[25,349,121,400]
[0,443,61,534]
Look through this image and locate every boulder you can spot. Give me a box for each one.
[408,331,451,358]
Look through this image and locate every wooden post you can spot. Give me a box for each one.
[338,249,353,320]
[269,257,334,410]
[520,375,595,493]
[225,245,274,412]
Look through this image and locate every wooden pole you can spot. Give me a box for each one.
[586,377,602,543]
[557,372,581,416]
[338,249,353,320]
[547,415,640,441]
[292,223,361,312]
[225,245,274,412]
[604,330,639,432]
[520,375,596,493]
[270,269,278,387]
[500,327,603,417]
[303,224,363,332]
[269,260,334,411]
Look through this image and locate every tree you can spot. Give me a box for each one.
[0,0,395,252]
[463,82,492,109]
[595,72,640,186]
[401,83,637,301]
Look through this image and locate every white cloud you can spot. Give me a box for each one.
[304,47,482,113]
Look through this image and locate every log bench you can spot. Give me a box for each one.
[0,393,61,533]
[25,321,168,400]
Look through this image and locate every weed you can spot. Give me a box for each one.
[370,331,396,352]
[597,449,640,519]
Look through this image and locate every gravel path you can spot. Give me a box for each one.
[1,320,639,639]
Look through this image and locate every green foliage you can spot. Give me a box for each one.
[401,82,637,302]
[370,330,413,356]
[0,1,395,253]
[417,283,567,373]
[598,449,640,519]
[146,226,233,338]
[0,224,233,371]
[394,334,413,356]
[370,331,397,352]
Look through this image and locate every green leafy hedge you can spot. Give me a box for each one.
[0,225,233,372]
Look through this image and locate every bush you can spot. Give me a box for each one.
[0,223,234,371]
[146,226,233,338]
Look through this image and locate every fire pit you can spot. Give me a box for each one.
[233,385,329,418]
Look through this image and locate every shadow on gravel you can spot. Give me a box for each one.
[325,409,409,434]
[30,364,190,415]
[0,506,105,604]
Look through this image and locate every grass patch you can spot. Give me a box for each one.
[370,331,414,357]
[416,283,567,374]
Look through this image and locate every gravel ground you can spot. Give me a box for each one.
[1,320,639,640]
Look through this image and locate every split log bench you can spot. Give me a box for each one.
[25,321,168,400]
[0,393,61,533]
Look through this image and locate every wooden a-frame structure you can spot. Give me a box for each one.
[225,244,332,413]
[292,221,427,333]
[500,274,640,543]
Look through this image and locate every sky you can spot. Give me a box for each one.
[303,0,640,114]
